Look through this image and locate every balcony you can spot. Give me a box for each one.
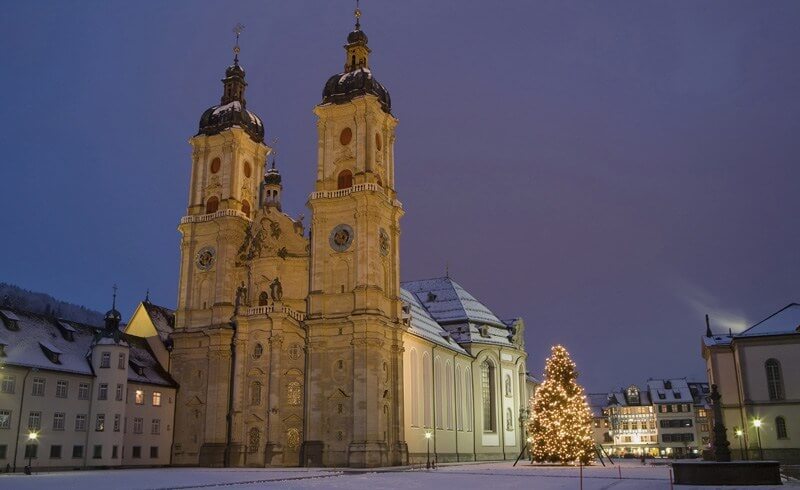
[309,183,402,208]
[180,209,250,224]
[245,304,306,322]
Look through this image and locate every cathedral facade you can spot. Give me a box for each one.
[169,14,530,468]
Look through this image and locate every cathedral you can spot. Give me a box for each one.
[168,10,530,468]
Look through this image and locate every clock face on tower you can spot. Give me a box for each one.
[196,246,216,270]
[329,224,354,252]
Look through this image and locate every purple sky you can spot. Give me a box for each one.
[1,1,799,392]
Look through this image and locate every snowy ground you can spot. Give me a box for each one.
[0,460,795,490]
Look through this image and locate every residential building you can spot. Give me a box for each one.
[0,302,176,471]
[606,385,658,457]
[703,303,800,463]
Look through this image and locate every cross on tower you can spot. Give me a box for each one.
[233,23,245,61]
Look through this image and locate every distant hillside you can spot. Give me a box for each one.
[0,282,104,326]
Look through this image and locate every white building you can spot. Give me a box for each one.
[606,385,658,457]
[703,303,800,463]
[0,302,176,471]
[646,379,700,457]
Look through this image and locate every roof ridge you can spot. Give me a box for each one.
[739,303,800,336]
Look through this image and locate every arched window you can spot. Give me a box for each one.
[337,169,353,190]
[455,365,463,431]
[776,416,788,439]
[481,360,496,432]
[445,361,453,430]
[206,196,219,214]
[258,291,269,306]
[250,381,262,405]
[423,353,432,428]
[241,199,251,218]
[243,161,252,178]
[410,349,419,427]
[287,381,302,406]
[434,356,443,429]
[765,359,784,400]
[248,427,260,452]
[465,367,473,432]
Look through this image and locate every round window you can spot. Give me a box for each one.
[243,161,252,178]
[340,127,352,146]
[210,158,221,174]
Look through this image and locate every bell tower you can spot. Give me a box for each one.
[171,29,271,466]
[303,6,407,467]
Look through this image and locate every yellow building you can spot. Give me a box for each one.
[167,10,530,468]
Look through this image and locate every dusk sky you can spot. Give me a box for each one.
[1,1,799,393]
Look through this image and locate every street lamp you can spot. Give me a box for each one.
[424,432,432,469]
[735,429,745,460]
[753,419,764,460]
[26,431,38,475]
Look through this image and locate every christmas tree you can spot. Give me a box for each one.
[528,345,595,464]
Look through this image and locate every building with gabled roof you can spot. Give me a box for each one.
[0,303,176,471]
[702,303,800,462]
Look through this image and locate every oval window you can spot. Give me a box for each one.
[243,161,252,178]
[210,157,221,174]
[340,127,352,146]
[375,133,382,150]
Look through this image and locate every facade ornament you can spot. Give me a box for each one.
[270,277,283,301]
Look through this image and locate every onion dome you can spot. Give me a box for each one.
[103,285,122,333]
[197,45,265,143]
[265,160,282,185]
[322,6,391,114]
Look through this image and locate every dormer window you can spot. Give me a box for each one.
[57,321,76,342]
[39,341,62,364]
[673,391,681,399]
[479,325,490,338]
[130,360,145,376]
[427,292,437,302]
[658,391,666,400]
[0,310,19,331]
[664,381,672,389]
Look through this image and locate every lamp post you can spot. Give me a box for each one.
[735,429,745,460]
[753,419,764,460]
[425,432,432,469]
[26,431,38,475]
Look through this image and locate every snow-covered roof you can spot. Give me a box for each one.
[142,302,175,341]
[399,276,520,354]
[738,303,800,338]
[402,277,506,328]
[0,307,176,387]
[646,378,693,404]
[586,393,610,417]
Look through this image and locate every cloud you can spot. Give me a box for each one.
[668,276,750,334]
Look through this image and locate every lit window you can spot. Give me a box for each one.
[95,414,105,431]
[765,359,784,400]
[135,390,144,405]
[152,391,162,407]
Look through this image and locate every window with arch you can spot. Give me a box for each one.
[252,343,263,359]
[243,161,252,178]
[410,349,419,427]
[258,291,269,306]
[287,381,302,406]
[776,416,788,439]
[206,196,219,214]
[434,357,443,429]
[241,199,251,218]
[250,381,262,405]
[504,374,512,398]
[465,367,473,432]
[337,169,353,190]
[455,365,463,431]
[248,427,260,452]
[445,361,454,430]
[481,360,496,432]
[423,353,432,428]
[765,359,784,400]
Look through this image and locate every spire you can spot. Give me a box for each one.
[221,23,248,106]
[263,152,283,211]
[104,283,122,332]
[344,0,370,72]
[112,284,118,311]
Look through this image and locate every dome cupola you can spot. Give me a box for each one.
[198,26,265,143]
[321,4,391,113]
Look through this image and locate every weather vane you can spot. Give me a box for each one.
[233,23,245,61]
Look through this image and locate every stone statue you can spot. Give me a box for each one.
[270,277,283,302]
[234,281,248,314]
[710,384,731,462]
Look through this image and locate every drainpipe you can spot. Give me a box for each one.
[452,354,459,462]
[431,344,437,463]
[224,318,238,467]
[11,369,32,472]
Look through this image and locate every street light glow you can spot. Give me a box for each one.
[735,429,743,437]
[424,432,432,439]
[27,432,38,441]
[753,419,762,428]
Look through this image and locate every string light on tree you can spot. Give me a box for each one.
[527,345,594,464]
